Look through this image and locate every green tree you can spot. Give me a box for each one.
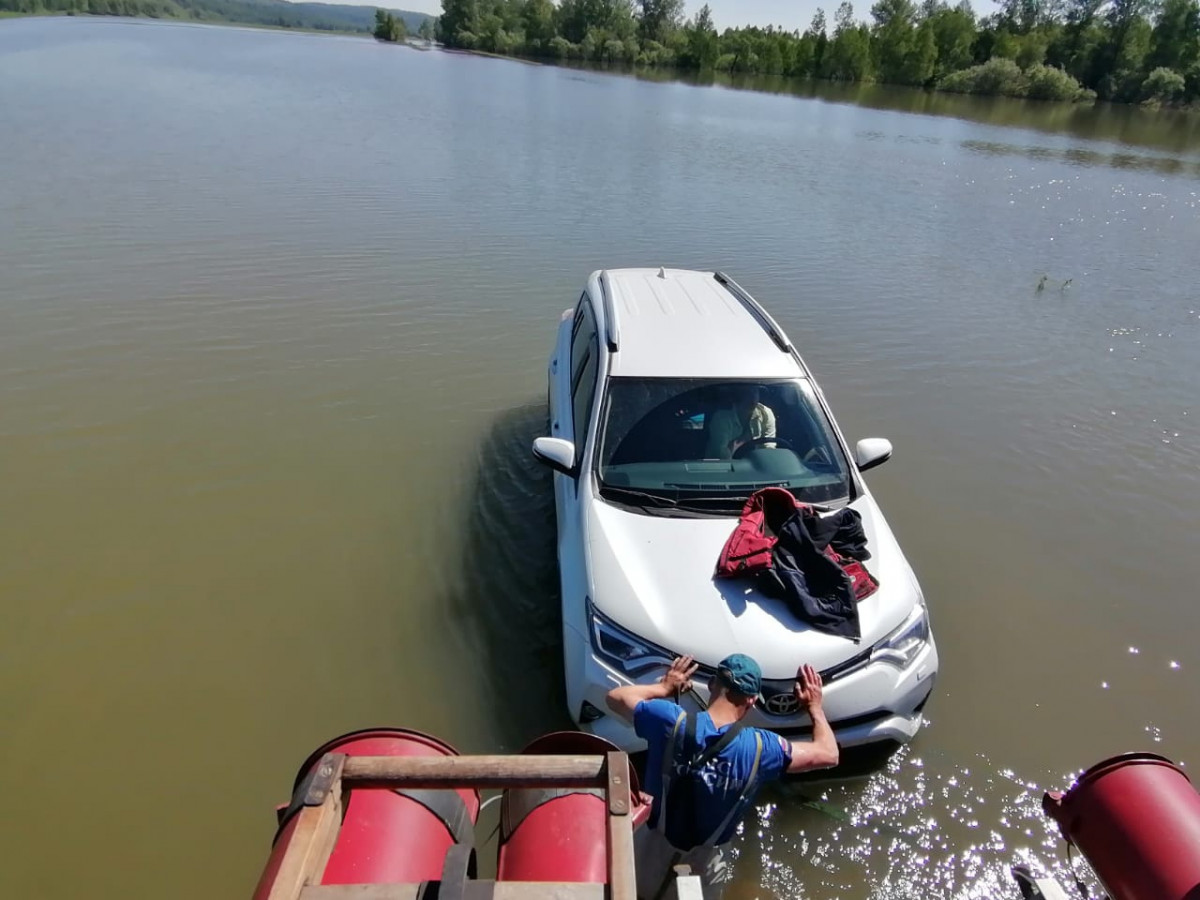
[559,0,635,43]
[805,8,830,74]
[834,0,856,32]
[928,3,976,78]
[825,3,875,79]
[872,0,921,82]
[1148,0,1200,73]
[906,17,939,81]
[522,0,557,50]
[1046,0,1106,84]
[638,0,684,44]
[418,17,435,40]
[680,3,720,69]
[438,0,478,46]
[1095,0,1153,98]
[374,8,406,42]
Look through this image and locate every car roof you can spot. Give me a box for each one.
[598,268,803,379]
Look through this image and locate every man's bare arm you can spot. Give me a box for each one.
[786,664,839,773]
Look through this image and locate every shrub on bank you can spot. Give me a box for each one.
[547,36,575,59]
[939,58,1025,96]
[1026,64,1090,101]
[938,57,1091,101]
[1142,67,1186,104]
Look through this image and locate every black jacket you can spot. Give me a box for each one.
[763,510,861,641]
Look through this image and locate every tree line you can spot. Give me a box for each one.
[0,0,432,36]
[435,0,1200,104]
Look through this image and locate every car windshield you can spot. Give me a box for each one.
[597,377,852,513]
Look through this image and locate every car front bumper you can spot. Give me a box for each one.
[564,622,939,754]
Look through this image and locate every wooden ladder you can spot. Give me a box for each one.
[262,750,700,900]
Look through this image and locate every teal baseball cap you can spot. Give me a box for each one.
[716,653,763,697]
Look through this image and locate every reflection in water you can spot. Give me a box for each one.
[444,401,572,753]
[962,138,1200,176]
[732,740,1100,898]
[589,61,1200,157]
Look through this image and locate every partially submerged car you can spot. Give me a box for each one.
[533,268,937,755]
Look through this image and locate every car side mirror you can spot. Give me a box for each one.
[532,437,577,476]
[855,438,893,472]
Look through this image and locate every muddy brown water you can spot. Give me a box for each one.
[2,17,1199,899]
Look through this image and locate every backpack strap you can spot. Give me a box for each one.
[688,716,750,770]
[655,709,688,835]
[700,730,764,848]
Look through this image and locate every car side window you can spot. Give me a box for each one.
[569,297,600,446]
[570,296,596,384]
[572,337,599,447]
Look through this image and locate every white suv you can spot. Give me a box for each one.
[532,269,937,756]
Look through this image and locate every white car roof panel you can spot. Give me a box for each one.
[602,268,801,379]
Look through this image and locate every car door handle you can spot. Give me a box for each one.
[551,359,558,373]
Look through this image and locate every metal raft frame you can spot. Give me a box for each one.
[262,751,702,900]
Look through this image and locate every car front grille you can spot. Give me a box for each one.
[754,649,875,719]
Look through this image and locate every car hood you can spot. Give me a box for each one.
[585,495,920,679]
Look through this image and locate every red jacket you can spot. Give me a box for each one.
[715,488,878,639]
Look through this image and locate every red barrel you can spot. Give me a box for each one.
[253,728,480,897]
[496,732,649,884]
[1043,752,1200,900]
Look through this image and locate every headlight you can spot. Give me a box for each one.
[871,607,929,669]
[587,599,673,677]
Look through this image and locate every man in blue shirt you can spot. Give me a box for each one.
[606,653,838,899]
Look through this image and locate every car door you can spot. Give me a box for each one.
[556,293,602,657]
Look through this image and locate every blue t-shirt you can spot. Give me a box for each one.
[634,699,792,847]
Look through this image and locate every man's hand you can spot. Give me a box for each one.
[785,663,838,773]
[661,655,699,696]
[606,655,699,723]
[794,664,824,713]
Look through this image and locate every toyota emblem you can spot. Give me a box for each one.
[762,691,800,717]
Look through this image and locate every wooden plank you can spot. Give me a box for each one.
[605,752,636,900]
[264,756,346,900]
[341,755,606,789]
[301,884,605,900]
[605,751,629,816]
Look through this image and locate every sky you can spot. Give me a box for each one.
[359,2,856,33]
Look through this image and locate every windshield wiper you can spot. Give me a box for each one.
[598,485,680,509]
[599,485,747,517]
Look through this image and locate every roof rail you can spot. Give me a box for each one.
[598,270,620,352]
[713,271,791,353]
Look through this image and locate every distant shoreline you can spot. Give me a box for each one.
[0,10,362,35]
[6,13,1197,114]
[0,2,434,38]
[0,11,449,45]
